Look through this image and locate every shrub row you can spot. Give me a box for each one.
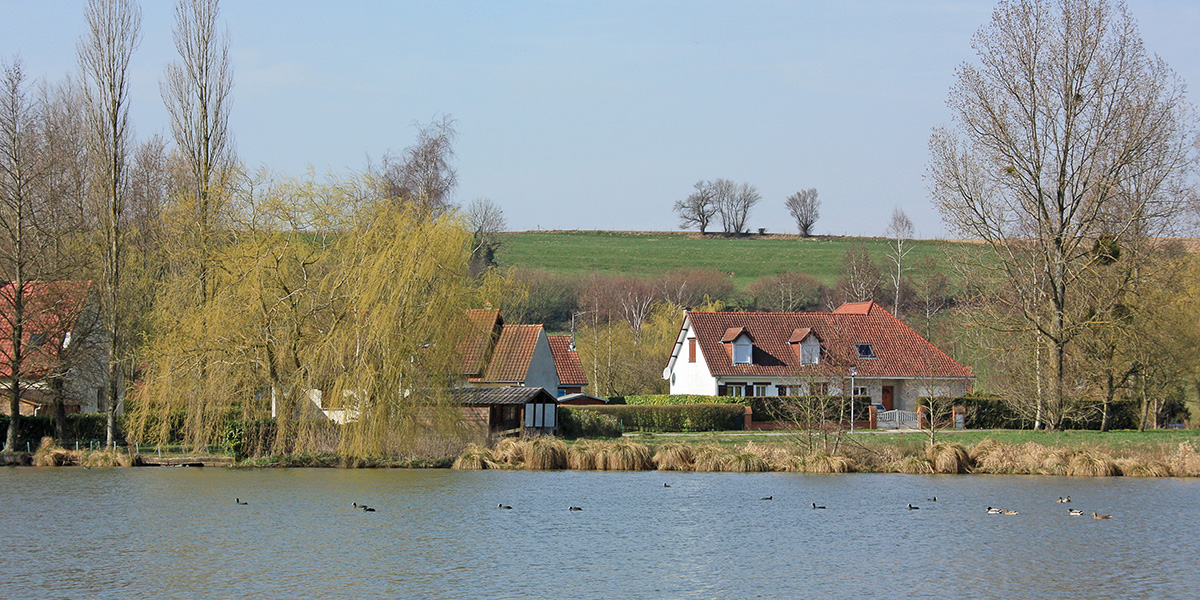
[0,414,123,449]
[560,404,745,436]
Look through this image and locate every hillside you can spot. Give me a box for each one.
[495,230,979,289]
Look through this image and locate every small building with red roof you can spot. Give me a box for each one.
[663,301,973,412]
[460,309,588,398]
[0,281,110,417]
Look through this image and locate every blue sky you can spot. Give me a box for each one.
[2,1,1198,237]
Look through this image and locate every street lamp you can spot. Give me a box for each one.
[849,366,858,434]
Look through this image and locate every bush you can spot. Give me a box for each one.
[0,414,126,449]
[564,404,744,434]
[558,408,623,438]
[954,394,1025,429]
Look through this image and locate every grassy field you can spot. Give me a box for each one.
[495,230,980,289]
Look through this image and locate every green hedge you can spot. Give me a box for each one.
[622,394,871,422]
[562,404,745,434]
[558,407,623,438]
[0,414,125,449]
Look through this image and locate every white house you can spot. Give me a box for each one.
[662,301,974,412]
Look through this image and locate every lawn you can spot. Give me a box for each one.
[495,230,979,289]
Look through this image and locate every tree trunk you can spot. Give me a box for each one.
[52,376,67,442]
[5,376,19,451]
[1100,370,1114,433]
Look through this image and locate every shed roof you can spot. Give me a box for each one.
[453,386,557,406]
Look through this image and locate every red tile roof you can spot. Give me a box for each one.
[475,324,543,383]
[547,335,588,387]
[459,308,502,375]
[684,301,973,380]
[0,281,95,379]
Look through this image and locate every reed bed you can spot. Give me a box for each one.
[595,440,653,471]
[800,451,856,474]
[895,455,935,474]
[452,444,500,470]
[652,442,694,471]
[927,443,971,474]
[1115,458,1172,477]
[723,452,770,473]
[525,437,568,470]
[1066,450,1120,477]
[690,444,729,472]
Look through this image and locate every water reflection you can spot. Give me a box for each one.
[1,468,1197,599]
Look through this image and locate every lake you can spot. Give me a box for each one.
[2,468,1197,599]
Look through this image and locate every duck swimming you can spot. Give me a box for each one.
[236,498,248,505]
[761,496,773,501]
[1068,509,1084,516]
[986,507,1003,514]
[1003,509,1018,515]
[568,506,583,511]
[812,503,826,509]
[1093,512,1112,519]
[907,504,919,510]
[498,503,513,510]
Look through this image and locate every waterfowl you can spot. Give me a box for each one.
[1092,512,1112,519]
[926,497,937,502]
[663,483,671,488]
[1064,496,1071,502]
[568,506,583,511]
[1003,509,1018,515]
[498,503,513,510]
[761,496,773,501]
[1068,509,1084,516]
[907,504,919,510]
[812,503,826,509]
[235,498,248,505]
[986,507,1003,514]
[361,505,376,512]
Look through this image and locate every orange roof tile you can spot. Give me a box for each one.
[685,302,973,380]
[547,335,588,387]
[458,308,501,375]
[476,324,543,383]
[0,281,95,379]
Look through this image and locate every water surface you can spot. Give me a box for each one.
[2,468,1196,599]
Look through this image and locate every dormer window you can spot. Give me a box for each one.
[722,327,754,365]
[789,328,821,366]
[733,337,752,365]
[854,343,876,359]
[28,333,46,348]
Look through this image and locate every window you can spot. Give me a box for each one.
[854,343,876,359]
[688,338,696,363]
[852,387,868,398]
[752,384,769,397]
[733,338,752,365]
[801,338,820,365]
[29,333,46,347]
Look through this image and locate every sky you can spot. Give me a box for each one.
[2,1,1198,238]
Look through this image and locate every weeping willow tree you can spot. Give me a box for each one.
[128,171,516,458]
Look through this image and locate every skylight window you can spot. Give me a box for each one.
[29,333,46,348]
[854,343,876,359]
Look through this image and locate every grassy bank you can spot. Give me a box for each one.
[496,230,975,289]
[451,429,1200,477]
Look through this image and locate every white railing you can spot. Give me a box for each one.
[878,409,919,430]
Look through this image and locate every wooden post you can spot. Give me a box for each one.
[868,404,878,430]
[744,405,753,431]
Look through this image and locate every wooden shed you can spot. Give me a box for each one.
[453,386,559,436]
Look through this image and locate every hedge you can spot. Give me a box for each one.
[560,404,745,435]
[0,414,124,449]
[558,408,623,438]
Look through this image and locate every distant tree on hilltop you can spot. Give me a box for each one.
[785,188,819,237]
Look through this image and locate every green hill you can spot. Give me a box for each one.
[495,230,975,289]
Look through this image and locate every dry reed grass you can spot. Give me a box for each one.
[567,440,601,470]
[723,452,770,473]
[690,444,728,472]
[742,442,794,470]
[1166,442,1200,476]
[492,438,529,467]
[595,440,653,471]
[82,450,131,468]
[802,451,856,474]
[1115,458,1172,477]
[927,443,971,474]
[525,437,567,470]
[652,442,694,471]
[1066,450,1120,477]
[895,455,935,474]
[452,444,499,470]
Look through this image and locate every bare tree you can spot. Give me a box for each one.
[464,197,505,274]
[835,244,882,304]
[785,188,820,237]
[884,207,914,315]
[381,115,458,215]
[80,0,141,446]
[717,181,759,234]
[928,0,1198,429]
[0,59,47,450]
[161,0,234,305]
[673,180,718,234]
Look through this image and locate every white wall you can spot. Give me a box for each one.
[524,331,561,393]
[666,320,719,395]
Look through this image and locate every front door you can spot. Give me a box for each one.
[881,386,894,411]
